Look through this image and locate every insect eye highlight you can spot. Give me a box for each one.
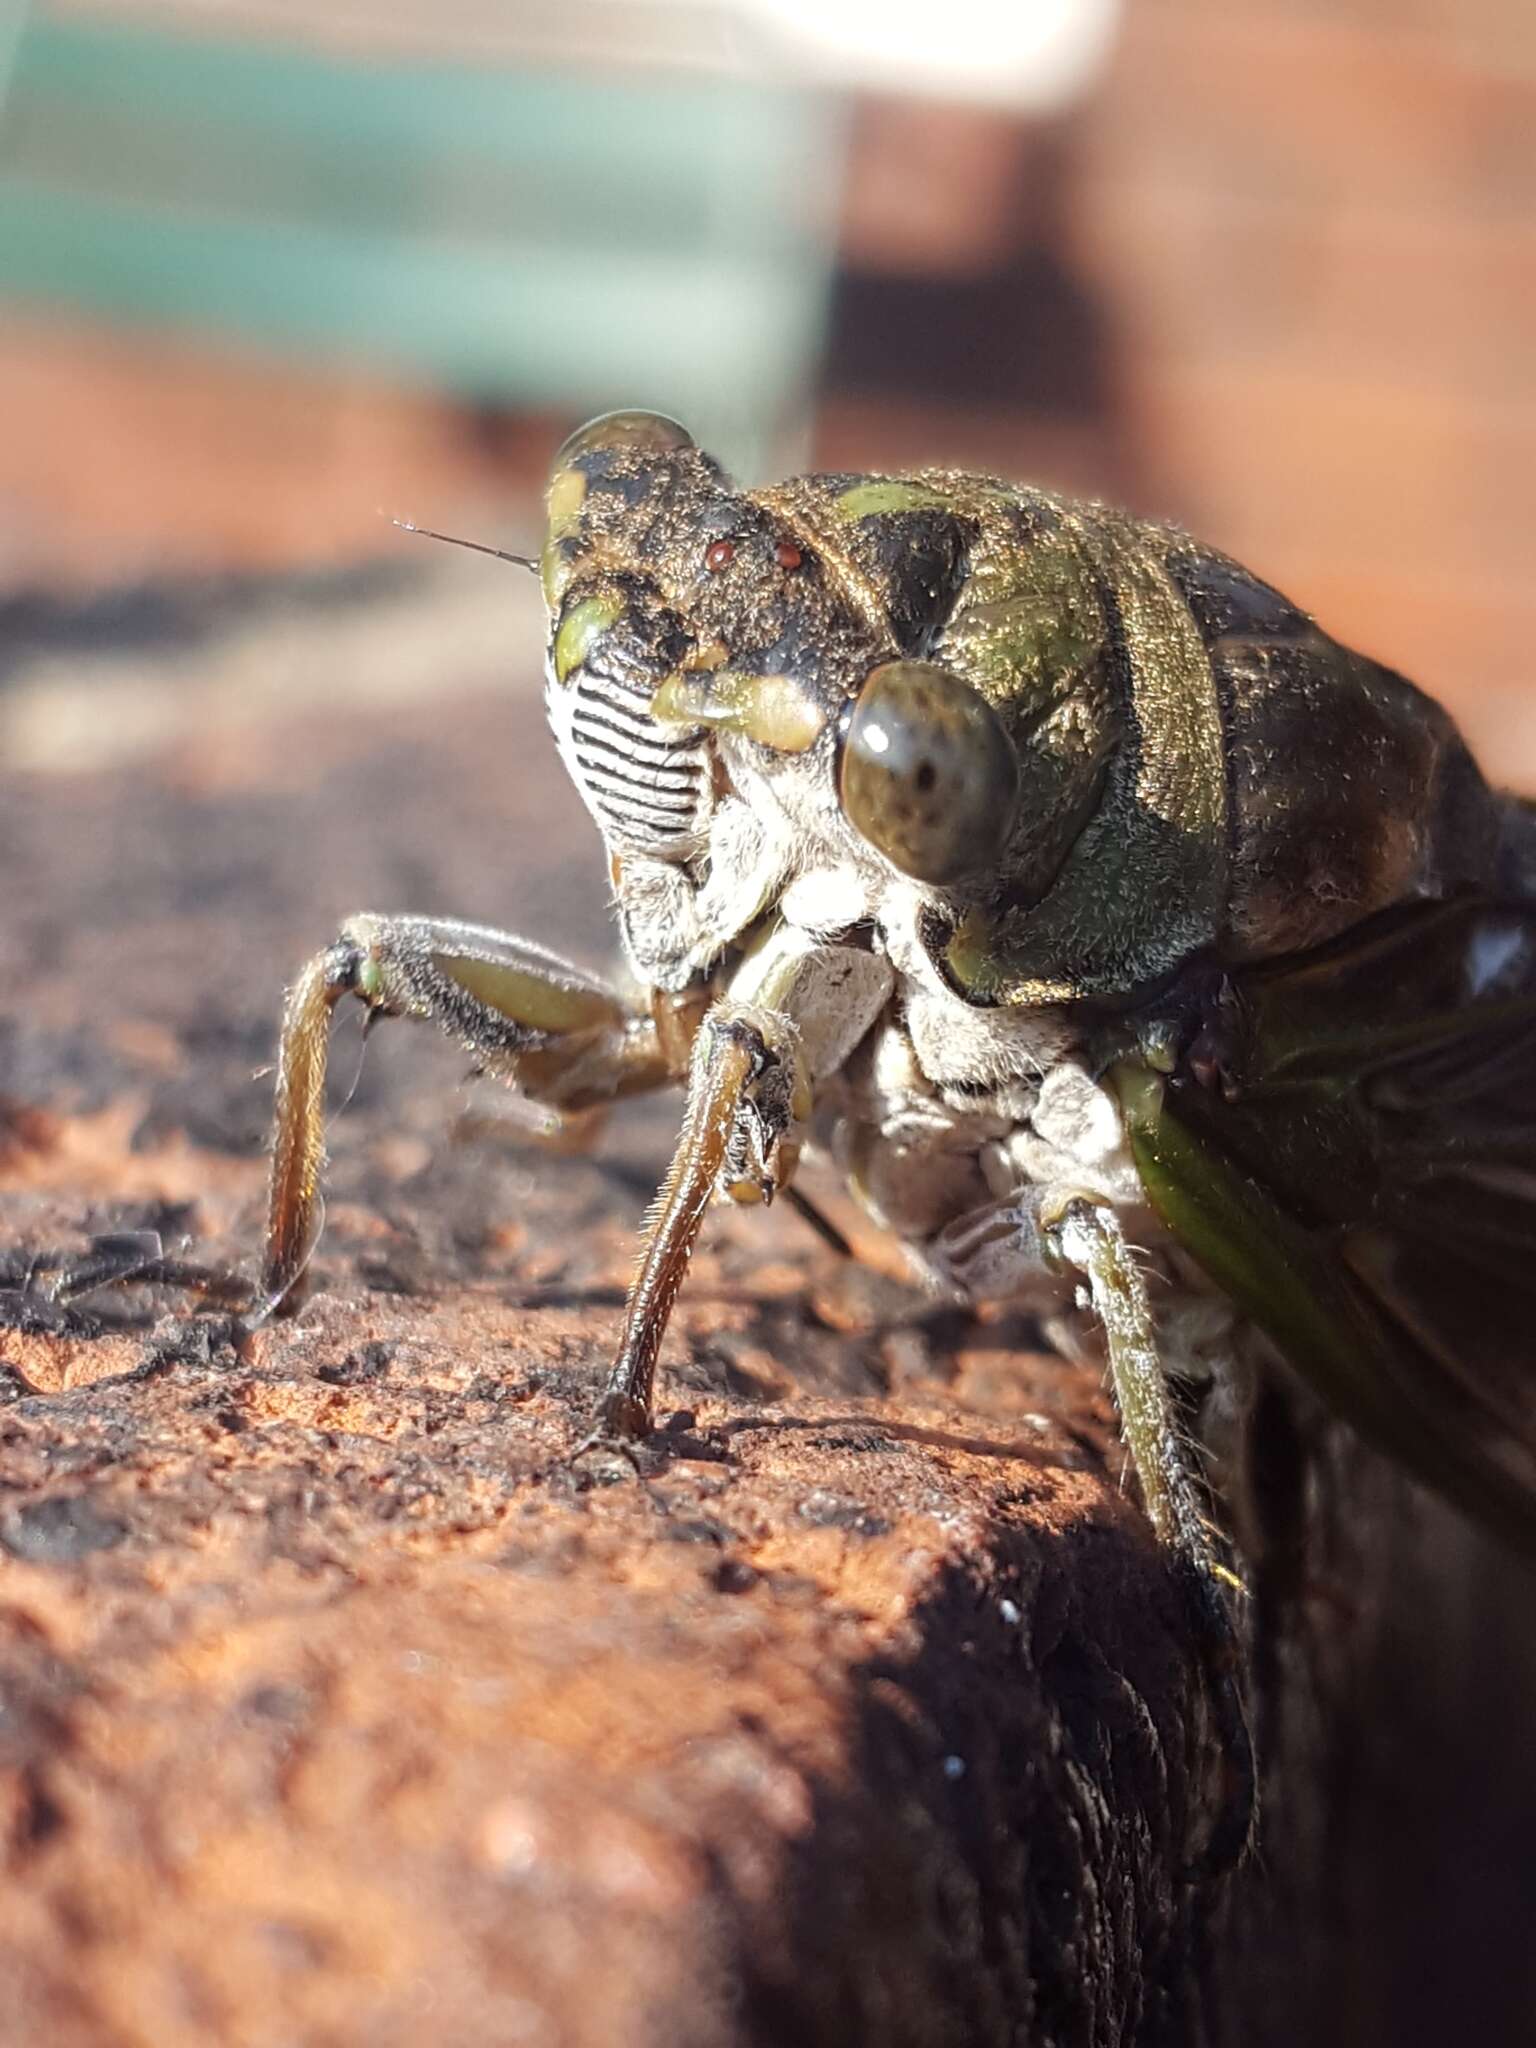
[705,539,736,574]
[837,660,1020,885]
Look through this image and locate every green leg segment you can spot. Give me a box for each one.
[1053,1199,1256,1877]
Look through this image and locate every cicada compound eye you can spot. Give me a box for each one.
[552,410,696,470]
[838,660,1020,885]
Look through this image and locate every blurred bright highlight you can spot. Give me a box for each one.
[745,0,1119,108]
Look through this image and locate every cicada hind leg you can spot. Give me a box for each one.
[1049,1198,1256,1879]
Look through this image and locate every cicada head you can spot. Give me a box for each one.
[546,423,841,785]
[538,411,721,860]
[539,414,929,867]
[538,415,1084,962]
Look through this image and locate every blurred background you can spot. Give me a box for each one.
[0,0,1531,777]
[0,9,1533,2044]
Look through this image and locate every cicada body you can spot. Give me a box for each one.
[258,411,1536,1866]
[525,410,1536,1522]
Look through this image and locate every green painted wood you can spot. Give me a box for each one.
[0,14,840,454]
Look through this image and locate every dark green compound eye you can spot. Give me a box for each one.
[837,660,1021,885]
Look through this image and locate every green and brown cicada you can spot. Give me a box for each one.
[259,411,1536,1868]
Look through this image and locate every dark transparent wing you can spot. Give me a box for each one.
[1115,899,1536,1551]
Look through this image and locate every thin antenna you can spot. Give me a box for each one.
[327,1008,378,1133]
[390,515,538,575]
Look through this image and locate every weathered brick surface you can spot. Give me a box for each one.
[1,683,1230,2047]
[1075,2,1536,717]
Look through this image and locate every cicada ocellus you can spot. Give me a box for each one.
[260,411,1536,1869]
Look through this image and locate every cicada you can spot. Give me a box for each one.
[261,412,1536,1865]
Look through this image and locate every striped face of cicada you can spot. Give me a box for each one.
[538,413,714,859]
[541,411,958,883]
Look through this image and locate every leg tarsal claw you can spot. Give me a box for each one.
[564,1422,655,1483]
[597,1390,654,1442]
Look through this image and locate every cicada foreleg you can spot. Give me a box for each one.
[594,1001,808,1442]
[1048,1198,1256,1877]
[262,914,676,1316]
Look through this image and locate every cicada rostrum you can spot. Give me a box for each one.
[260,411,1536,1869]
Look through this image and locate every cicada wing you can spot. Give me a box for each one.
[1115,899,1536,1552]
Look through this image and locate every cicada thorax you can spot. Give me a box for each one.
[926,490,1234,1003]
[1166,539,1503,964]
[772,471,1504,1008]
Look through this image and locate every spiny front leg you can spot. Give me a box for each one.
[1048,1198,1256,1877]
[263,939,362,1311]
[596,1001,808,1441]
[262,915,676,1315]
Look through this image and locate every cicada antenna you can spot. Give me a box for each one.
[327,1006,379,1135]
[389,514,538,575]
